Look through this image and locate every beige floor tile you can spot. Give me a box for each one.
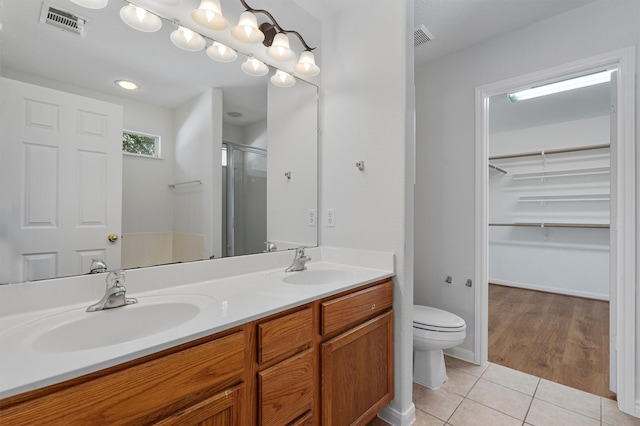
[445,355,489,377]
[535,379,600,420]
[466,378,533,420]
[415,408,446,426]
[367,417,390,426]
[481,363,540,396]
[526,398,600,426]
[413,382,463,422]
[602,398,640,425]
[440,367,479,397]
[448,398,522,426]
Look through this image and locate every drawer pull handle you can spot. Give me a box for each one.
[371,303,376,310]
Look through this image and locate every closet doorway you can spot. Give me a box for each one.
[475,48,637,413]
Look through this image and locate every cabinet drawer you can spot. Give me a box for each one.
[259,348,314,426]
[321,279,393,336]
[258,307,313,364]
[155,383,244,425]
[0,331,246,425]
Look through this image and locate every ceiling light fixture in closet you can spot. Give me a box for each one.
[507,70,612,102]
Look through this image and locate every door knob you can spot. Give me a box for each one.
[108,233,119,242]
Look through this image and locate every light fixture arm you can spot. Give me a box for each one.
[239,0,315,51]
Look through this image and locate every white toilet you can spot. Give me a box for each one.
[413,305,466,388]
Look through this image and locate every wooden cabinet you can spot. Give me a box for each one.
[155,383,244,425]
[0,330,246,425]
[319,279,394,426]
[256,307,314,426]
[322,312,394,426]
[0,278,394,426]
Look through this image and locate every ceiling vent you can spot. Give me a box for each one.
[414,24,434,47]
[40,3,87,37]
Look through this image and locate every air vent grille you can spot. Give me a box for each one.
[414,24,434,47]
[40,4,86,36]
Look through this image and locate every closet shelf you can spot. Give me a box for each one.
[518,194,610,203]
[489,163,507,174]
[511,166,610,181]
[490,222,609,229]
[489,144,610,161]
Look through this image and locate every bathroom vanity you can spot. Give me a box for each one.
[0,248,394,425]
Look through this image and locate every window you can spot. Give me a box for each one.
[123,130,160,158]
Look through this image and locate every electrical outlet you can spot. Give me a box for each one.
[308,209,316,226]
[326,209,335,227]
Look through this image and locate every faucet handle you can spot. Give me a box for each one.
[106,270,125,288]
[295,246,307,255]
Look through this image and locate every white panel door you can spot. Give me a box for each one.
[0,77,123,283]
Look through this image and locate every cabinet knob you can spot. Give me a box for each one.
[371,303,376,310]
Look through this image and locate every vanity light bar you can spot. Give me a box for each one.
[74,0,318,87]
[507,70,612,102]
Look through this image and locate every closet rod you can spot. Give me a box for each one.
[489,223,609,229]
[489,144,610,161]
[488,163,507,174]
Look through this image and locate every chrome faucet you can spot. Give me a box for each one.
[89,258,107,274]
[87,270,137,312]
[285,247,311,272]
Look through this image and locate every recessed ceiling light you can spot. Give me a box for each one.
[115,80,139,90]
[227,112,243,118]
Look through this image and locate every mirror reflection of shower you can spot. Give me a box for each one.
[222,142,267,257]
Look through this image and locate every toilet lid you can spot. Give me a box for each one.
[413,305,466,331]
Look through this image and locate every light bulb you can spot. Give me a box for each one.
[270,70,296,88]
[293,51,320,77]
[120,5,162,32]
[231,11,264,43]
[206,42,237,62]
[170,26,205,51]
[191,0,227,31]
[267,33,294,61]
[241,56,268,76]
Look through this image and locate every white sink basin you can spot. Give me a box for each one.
[282,269,354,285]
[1,294,215,353]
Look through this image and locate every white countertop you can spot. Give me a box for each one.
[0,247,394,399]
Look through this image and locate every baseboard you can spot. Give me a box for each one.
[445,346,476,364]
[377,403,416,426]
[489,279,609,301]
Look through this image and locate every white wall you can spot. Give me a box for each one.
[320,1,415,423]
[415,0,639,411]
[173,89,223,260]
[267,81,318,249]
[489,116,611,299]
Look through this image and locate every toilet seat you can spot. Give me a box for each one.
[413,305,466,333]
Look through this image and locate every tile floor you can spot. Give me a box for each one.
[369,356,640,426]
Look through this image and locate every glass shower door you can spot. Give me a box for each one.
[223,143,267,257]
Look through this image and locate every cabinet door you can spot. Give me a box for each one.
[259,348,314,426]
[321,311,393,426]
[155,383,244,426]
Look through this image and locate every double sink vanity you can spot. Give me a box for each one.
[0,247,395,425]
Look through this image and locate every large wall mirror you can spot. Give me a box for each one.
[0,0,319,284]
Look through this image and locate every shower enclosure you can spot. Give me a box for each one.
[222,142,267,257]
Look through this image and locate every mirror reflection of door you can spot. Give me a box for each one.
[222,143,267,257]
[0,78,123,283]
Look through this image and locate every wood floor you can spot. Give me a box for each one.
[488,284,615,399]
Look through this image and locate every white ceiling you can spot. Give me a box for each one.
[414,0,597,66]
[0,0,605,129]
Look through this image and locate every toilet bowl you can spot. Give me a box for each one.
[413,305,466,388]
